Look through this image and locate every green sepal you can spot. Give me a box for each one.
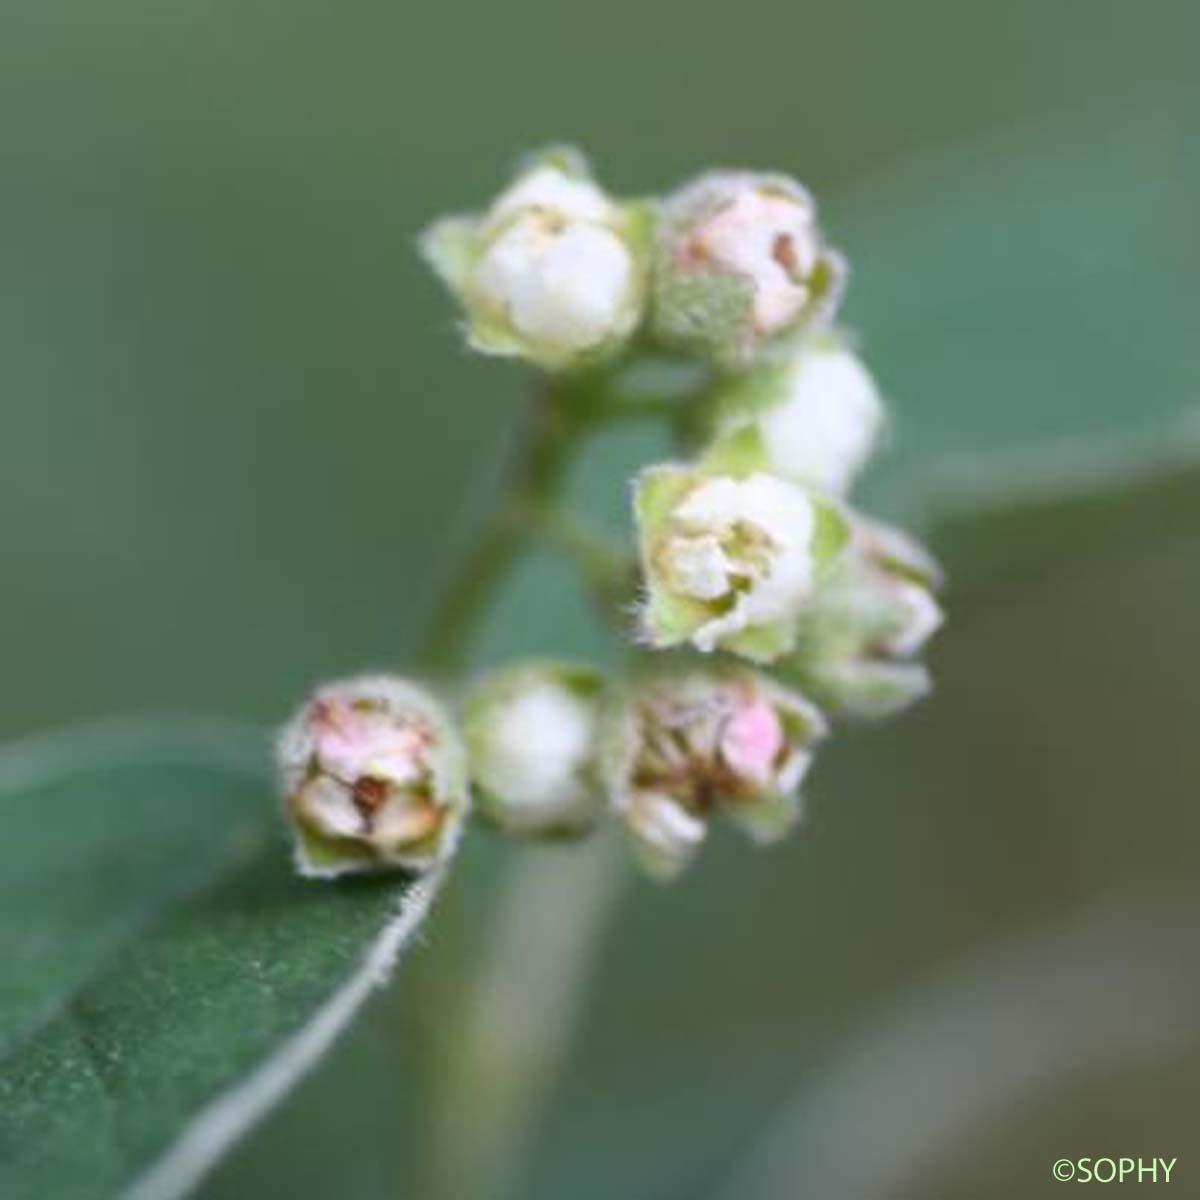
[418,215,478,295]
[633,464,714,646]
[720,616,798,664]
[786,656,932,722]
[651,266,756,369]
[519,143,593,179]
[811,498,851,571]
[723,788,802,845]
[699,422,769,478]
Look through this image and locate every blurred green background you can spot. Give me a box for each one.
[3,1,1199,1197]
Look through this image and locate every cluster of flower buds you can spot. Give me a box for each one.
[421,148,845,375]
[278,146,942,883]
[278,664,826,883]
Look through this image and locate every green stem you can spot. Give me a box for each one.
[421,356,692,672]
[420,384,584,674]
[427,835,629,1200]
[532,508,636,627]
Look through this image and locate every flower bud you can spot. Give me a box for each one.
[420,146,651,371]
[652,171,846,368]
[634,463,847,663]
[603,670,827,880]
[277,675,468,877]
[786,515,944,719]
[464,662,604,836]
[707,336,886,496]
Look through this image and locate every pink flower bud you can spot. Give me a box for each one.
[604,670,826,880]
[653,171,846,367]
[278,675,467,878]
[719,695,785,787]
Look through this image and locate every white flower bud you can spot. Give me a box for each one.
[603,670,826,881]
[701,336,886,498]
[634,463,847,663]
[786,515,944,719]
[277,674,468,877]
[726,339,886,495]
[420,146,650,371]
[652,171,845,367]
[464,662,604,836]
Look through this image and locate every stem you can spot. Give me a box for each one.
[427,835,628,1200]
[420,385,583,675]
[533,508,636,627]
[417,357,705,1199]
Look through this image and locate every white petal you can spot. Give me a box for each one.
[774,747,815,795]
[676,473,817,647]
[695,189,819,334]
[474,218,633,352]
[629,791,706,851]
[487,164,614,226]
[371,797,439,849]
[883,582,944,657]
[295,777,363,840]
[480,682,596,809]
[760,347,885,494]
[662,534,733,600]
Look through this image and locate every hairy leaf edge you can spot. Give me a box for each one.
[0,717,457,1200]
[125,858,452,1200]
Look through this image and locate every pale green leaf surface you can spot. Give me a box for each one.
[842,114,1200,516]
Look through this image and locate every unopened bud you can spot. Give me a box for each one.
[277,675,467,877]
[464,662,604,836]
[652,171,845,368]
[707,336,886,495]
[787,516,943,719]
[420,146,651,371]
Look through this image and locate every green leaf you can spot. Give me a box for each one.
[842,114,1200,518]
[0,721,446,1200]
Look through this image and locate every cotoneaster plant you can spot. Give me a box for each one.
[281,145,943,882]
[0,143,949,1200]
[10,106,1200,1200]
[268,150,941,1200]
